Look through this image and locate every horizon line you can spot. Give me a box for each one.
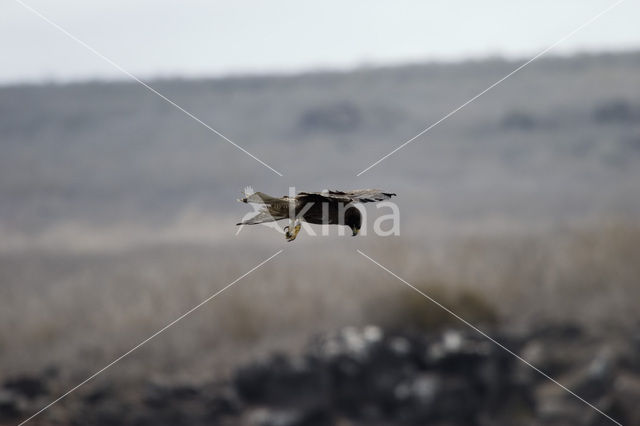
[1,46,638,89]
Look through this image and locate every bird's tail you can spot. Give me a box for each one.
[236,186,254,202]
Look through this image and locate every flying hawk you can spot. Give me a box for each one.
[237,187,396,241]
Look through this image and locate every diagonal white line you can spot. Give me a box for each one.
[16,249,284,426]
[14,0,284,177]
[356,249,622,426]
[356,0,627,176]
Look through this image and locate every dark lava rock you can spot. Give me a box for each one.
[247,406,332,426]
[3,375,47,399]
[143,382,200,408]
[573,350,617,403]
[233,326,535,424]
[235,353,328,408]
[0,389,21,421]
[12,324,636,426]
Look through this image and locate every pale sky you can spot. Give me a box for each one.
[1,0,638,85]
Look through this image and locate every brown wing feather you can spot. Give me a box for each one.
[297,189,396,204]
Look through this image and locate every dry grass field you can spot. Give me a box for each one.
[2,220,638,387]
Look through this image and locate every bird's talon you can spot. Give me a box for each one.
[284,224,301,241]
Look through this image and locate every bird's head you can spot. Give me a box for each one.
[345,206,362,236]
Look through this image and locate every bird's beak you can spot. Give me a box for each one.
[352,227,360,236]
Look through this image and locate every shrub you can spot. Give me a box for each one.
[366,281,499,332]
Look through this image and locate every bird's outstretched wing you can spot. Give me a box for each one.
[236,208,284,225]
[297,189,396,204]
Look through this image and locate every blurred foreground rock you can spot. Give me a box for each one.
[2,324,639,425]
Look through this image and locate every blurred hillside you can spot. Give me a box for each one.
[1,51,639,250]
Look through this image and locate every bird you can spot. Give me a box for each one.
[236,186,396,241]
